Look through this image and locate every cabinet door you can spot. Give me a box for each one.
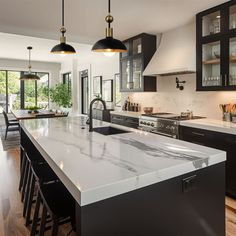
[132,56,143,90]
[229,3,236,32]
[120,59,131,91]
[228,36,236,87]
[201,10,222,37]
[200,40,224,89]
[132,38,142,55]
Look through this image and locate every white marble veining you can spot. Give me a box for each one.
[110,110,142,118]
[180,118,236,135]
[20,116,226,206]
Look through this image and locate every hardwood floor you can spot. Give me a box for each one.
[0,140,235,235]
[0,141,74,236]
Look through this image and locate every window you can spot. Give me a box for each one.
[0,70,49,113]
[63,72,72,94]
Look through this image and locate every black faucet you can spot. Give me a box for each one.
[88,98,107,132]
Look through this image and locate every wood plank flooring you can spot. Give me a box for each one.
[0,141,74,236]
[0,140,235,235]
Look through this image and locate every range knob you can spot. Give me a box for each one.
[143,122,147,125]
[151,123,154,127]
[140,121,144,124]
[147,122,150,126]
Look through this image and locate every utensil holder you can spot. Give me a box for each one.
[223,112,231,122]
[231,116,236,123]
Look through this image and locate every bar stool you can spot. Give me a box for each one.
[20,150,45,203]
[19,145,27,192]
[25,161,59,226]
[30,182,75,236]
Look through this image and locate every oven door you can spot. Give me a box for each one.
[156,118,179,139]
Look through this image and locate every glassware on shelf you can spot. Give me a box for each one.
[230,74,236,85]
[230,5,236,30]
[213,19,220,34]
[202,76,221,87]
[202,11,221,36]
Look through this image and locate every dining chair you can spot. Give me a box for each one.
[2,110,19,140]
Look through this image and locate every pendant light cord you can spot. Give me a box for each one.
[62,0,65,27]
[108,0,111,14]
[108,0,111,28]
[28,47,32,72]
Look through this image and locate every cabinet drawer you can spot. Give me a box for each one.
[179,125,236,198]
[179,126,208,146]
[111,114,124,123]
[111,114,139,129]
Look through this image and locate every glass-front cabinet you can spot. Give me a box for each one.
[229,37,236,86]
[202,40,222,87]
[120,33,156,92]
[202,11,221,37]
[197,0,236,91]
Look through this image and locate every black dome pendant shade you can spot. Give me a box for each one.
[92,0,127,53]
[51,0,76,54]
[19,46,40,80]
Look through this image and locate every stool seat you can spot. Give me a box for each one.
[39,182,75,218]
[31,162,58,183]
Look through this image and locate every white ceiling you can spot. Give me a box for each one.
[0,32,92,63]
[0,0,228,44]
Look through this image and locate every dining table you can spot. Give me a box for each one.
[11,109,68,120]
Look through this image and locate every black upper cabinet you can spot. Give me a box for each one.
[120,33,156,92]
[196,0,236,91]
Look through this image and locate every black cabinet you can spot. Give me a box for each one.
[196,0,236,91]
[92,109,113,122]
[120,33,156,92]
[111,114,139,129]
[179,125,236,198]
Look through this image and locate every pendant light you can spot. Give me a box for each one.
[92,0,127,54]
[19,46,40,80]
[51,0,76,55]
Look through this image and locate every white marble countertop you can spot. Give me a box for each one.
[20,116,226,206]
[110,110,142,118]
[180,118,236,135]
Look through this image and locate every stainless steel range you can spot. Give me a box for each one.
[139,112,204,139]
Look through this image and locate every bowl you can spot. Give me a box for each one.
[143,107,153,114]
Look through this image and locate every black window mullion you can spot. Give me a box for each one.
[6,71,8,113]
[20,72,25,109]
[35,79,37,107]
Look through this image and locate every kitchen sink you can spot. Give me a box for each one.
[93,126,131,136]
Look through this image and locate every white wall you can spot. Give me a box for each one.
[61,53,119,113]
[0,58,61,86]
[121,74,236,120]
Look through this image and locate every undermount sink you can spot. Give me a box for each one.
[93,126,131,136]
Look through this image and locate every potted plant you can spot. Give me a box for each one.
[46,83,72,110]
[27,106,41,114]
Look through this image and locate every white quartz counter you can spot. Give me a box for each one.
[110,110,142,118]
[180,118,236,135]
[21,116,226,206]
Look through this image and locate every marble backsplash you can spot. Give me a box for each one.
[119,74,236,120]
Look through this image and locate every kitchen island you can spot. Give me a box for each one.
[20,116,226,236]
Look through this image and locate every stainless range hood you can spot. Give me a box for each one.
[143,23,196,76]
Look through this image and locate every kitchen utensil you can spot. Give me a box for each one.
[231,104,236,113]
[143,107,153,114]
[219,104,226,112]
